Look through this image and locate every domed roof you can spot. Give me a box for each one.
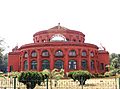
[47,23,69,32]
[33,23,85,37]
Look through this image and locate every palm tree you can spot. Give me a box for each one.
[42,68,64,89]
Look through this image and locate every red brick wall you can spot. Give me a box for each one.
[8,52,20,72]
[98,51,110,73]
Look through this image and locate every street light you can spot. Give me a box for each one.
[46,76,48,89]
[13,76,17,89]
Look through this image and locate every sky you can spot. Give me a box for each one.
[0,0,120,54]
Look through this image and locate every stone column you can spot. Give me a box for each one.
[37,49,40,71]
[28,50,31,70]
[87,49,91,72]
[50,48,54,70]
[64,48,68,73]
[77,49,81,70]
[94,52,99,73]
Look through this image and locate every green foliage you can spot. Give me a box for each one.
[42,68,64,89]
[104,69,119,77]
[68,70,92,85]
[91,73,105,78]
[18,71,45,89]
[105,53,120,77]
[116,69,120,74]
[110,53,120,69]
[104,72,111,77]
[0,71,6,79]
[0,38,8,73]
[8,72,20,78]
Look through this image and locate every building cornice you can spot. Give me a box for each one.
[19,42,98,50]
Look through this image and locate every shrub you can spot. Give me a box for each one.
[104,72,111,77]
[68,70,92,85]
[117,69,120,74]
[18,71,45,89]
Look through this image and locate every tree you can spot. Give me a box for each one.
[110,53,120,68]
[3,53,8,72]
[68,70,92,85]
[18,71,45,89]
[0,71,6,79]
[0,39,4,72]
[0,38,8,72]
[111,57,119,68]
[42,68,64,89]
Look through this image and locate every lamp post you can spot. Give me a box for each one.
[81,76,84,89]
[13,76,17,89]
[46,76,48,89]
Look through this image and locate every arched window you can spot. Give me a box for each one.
[24,52,28,58]
[54,60,64,69]
[82,50,87,57]
[42,50,49,57]
[100,63,104,70]
[91,60,94,70]
[66,38,69,41]
[42,39,46,42]
[81,60,87,70]
[69,50,76,57]
[31,51,37,57]
[69,60,76,70]
[90,52,94,57]
[55,50,63,57]
[24,60,28,70]
[10,65,13,72]
[42,60,50,70]
[73,39,76,42]
[50,34,66,41]
[31,60,37,70]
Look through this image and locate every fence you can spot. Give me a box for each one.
[0,77,119,89]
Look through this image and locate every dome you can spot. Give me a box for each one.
[33,23,85,43]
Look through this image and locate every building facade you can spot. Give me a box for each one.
[8,24,109,74]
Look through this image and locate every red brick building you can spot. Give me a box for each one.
[8,24,109,74]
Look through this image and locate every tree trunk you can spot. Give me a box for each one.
[50,78,52,89]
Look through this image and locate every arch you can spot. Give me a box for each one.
[42,39,46,42]
[54,60,64,69]
[82,50,87,57]
[90,51,94,57]
[81,59,87,70]
[73,39,76,42]
[100,63,104,70]
[55,50,63,57]
[42,60,50,70]
[24,60,28,70]
[50,34,66,41]
[42,50,49,57]
[31,60,37,70]
[91,60,94,70]
[69,50,76,57]
[31,51,37,57]
[66,38,69,41]
[9,65,13,72]
[24,52,28,58]
[68,59,77,70]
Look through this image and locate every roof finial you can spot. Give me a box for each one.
[58,23,60,29]
[100,43,106,51]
